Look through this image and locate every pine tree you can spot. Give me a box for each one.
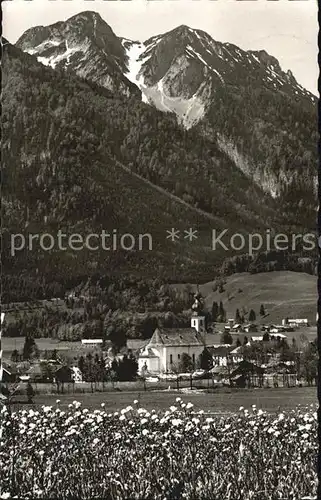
[211,301,219,322]
[259,304,265,316]
[218,301,226,322]
[235,308,241,323]
[249,309,256,322]
[23,335,39,360]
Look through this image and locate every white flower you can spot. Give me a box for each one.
[170,406,177,412]
[133,400,138,405]
[56,399,60,404]
[176,397,182,402]
[119,415,126,421]
[101,403,105,408]
[141,418,148,425]
[186,403,193,409]
[171,418,182,427]
[142,429,149,436]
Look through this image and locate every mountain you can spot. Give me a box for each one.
[123,25,317,226]
[4,40,287,301]
[4,13,318,301]
[16,11,140,98]
[125,25,316,126]
[16,12,318,228]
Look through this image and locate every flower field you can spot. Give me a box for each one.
[0,399,317,500]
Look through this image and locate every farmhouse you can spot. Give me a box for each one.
[210,345,243,367]
[287,318,309,327]
[81,339,103,346]
[243,323,258,333]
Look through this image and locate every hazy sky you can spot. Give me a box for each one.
[3,0,318,95]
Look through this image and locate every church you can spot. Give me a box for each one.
[137,291,207,374]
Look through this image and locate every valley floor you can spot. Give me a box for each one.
[10,386,317,413]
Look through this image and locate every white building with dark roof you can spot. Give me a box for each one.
[138,290,206,374]
[138,327,206,374]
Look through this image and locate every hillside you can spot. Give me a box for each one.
[3,11,318,301]
[15,11,318,229]
[3,40,290,300]
[172,271,317,325]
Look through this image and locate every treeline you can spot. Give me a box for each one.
[218,250,317,277]
[2,278,195,345]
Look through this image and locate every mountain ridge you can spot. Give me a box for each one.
[13,11,319,223]
[3,12,317,300]
[4,39,288,300]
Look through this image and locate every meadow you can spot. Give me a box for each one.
[172,271,317,325]
[10,386,317,414]
[0,398,317,499]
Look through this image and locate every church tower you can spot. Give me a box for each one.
[191,287,206,336]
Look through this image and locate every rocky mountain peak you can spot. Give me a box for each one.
[16,12,140,98]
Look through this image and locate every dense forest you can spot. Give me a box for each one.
[2,41,317,308]
[201,85,317,229]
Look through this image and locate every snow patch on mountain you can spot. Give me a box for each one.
[32,40,88,69]
[124,42,152,102]
[25,39,62,55]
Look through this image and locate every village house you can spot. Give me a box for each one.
[210,345,243,367]
[81,339,103,347]
[286,318,309,327]
[269,325,286,333]
[243,323,258,333]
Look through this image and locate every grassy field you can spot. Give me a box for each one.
[172,271,317,324]
[10,386,317,413]
[1,337,100,360]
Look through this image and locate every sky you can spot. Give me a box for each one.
[3,0,318,95]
